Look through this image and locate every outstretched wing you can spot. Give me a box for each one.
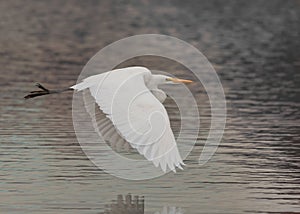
[82,89,133,153]
[72,67,184,172]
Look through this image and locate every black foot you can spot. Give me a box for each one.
[24,83,50,99]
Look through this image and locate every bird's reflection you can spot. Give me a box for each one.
[102,194,144,214]
[154,206,184,214]
[101,194,183,214]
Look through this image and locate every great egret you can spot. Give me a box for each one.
[25,66,193,172]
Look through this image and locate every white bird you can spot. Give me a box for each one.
[24,66,193,172]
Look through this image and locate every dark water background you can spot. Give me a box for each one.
[0,0,299,213]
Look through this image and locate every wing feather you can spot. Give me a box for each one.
[72,67,184,172]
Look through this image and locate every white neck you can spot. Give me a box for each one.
[151,89,167,103]
[144,74,168,103]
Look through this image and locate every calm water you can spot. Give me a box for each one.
[0,1,299,213]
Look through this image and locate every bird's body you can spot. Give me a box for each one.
[25,66,193,173]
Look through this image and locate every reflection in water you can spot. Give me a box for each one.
[0,0,299,213]
[154,206,184,214]
[102,194,144,214]
[102,195,183,214]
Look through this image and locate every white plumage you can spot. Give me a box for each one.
[71,66,193,172]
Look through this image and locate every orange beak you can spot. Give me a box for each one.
[169,78,193,84]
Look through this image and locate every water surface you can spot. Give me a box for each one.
[0,0,299,213]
